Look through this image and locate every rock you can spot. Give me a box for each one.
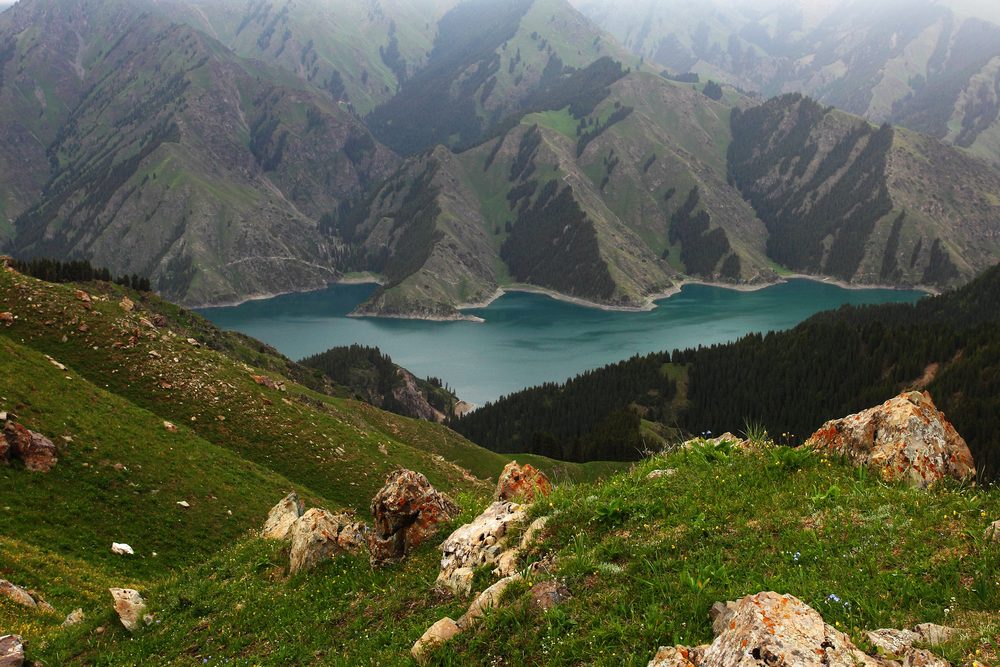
[529,580,571,611]
[493,515,550,578]
[437,501,527,595]
[984,519,1000,542]
[109,588,147,632]
[368,469,459,566]
[461,573,523,626]
[2,422,58,472]
[0,635,24,667]
[867,628,922,655]
[62,609,85,627]
[411,617,461,666]
[288,508,367,575]
[495,461,552,502]
[111,542,134,555]
[176,501,190,508]
[647,468,678,479]
[0,312,13,327]
[708,600,738,636]
[44,355,66,371]
[251,374,285,391]
[0,580,37,609]
[186,338,199,346]
[652,592,886,667]
[912,623,960,646]
[903,649,950,667]
[119,296,134,312]
[648,646,704,667]
[261,492,304,540]
[151,314,168,327]
[162,421,177,433]
[74,290,92,309]
[805,391,975,488]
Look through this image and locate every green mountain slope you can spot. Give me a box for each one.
[571,0,1000,166]
[153,0,457,116]
[0,0,399,306]
[366,0,642,155]
[7,438,999,665]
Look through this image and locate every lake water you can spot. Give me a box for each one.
[198,280,924,406]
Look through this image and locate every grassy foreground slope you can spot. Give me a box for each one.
[14,442,1000,665]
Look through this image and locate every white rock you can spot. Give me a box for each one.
[176,501,190,508]
[111,542,134,555]
[436,501,527,595]
[109,588,147,632]
[261,492,304,540]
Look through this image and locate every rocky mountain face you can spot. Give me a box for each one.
[0,0,398,306]
[570,0,1000,167]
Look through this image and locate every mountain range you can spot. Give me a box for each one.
[1,0,999,315]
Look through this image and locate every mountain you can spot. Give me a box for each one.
[339,70,1000,319]
[453,262,1000,480]
[151,0,458,116]
[570,0,1000,167]
[0,0,398,306]
[365,0,642,155]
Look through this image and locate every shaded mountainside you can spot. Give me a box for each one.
[454,263,1000,481]
[0,0,398,306]
[728,94,1000,287]
[571,0,1000,166]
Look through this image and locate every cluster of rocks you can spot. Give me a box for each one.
[1,416,57,472]
[805,391,976,488]
[261,468,461,574]
[413,461,559,664]
[648,592,958,667]
[0,579,55,615]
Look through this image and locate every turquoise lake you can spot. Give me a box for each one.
[199,280,924,406]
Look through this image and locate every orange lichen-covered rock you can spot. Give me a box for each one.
[368,469,459,566]
[805,391,974,488]
[495,461,552,502]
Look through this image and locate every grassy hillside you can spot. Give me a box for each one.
[7,438,998,664]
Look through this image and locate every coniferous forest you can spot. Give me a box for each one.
[453,264,1000,480]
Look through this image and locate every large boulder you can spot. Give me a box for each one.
[261,492,304,540]
[109,588,147,632]
[436,501,527,595]
[288,508,368,575]
[2,421,58,472]
[368,469,459,566]
[805,391,974,488]
[0,635,24,667]
[495,461,552,502]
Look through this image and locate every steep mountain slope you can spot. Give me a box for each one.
[153,0,458,116]
[0,0,398,306]
[341,71,778,318]
[454,263,1000,479]
[365,0,643,155]
[571,0,1000,166]
[728,94,1000,287]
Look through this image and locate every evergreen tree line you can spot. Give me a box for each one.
[453,264,1000,480]
[11,258,151,292]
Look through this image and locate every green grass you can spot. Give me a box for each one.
[12,446,998,665]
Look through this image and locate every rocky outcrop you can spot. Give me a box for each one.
[2,420,57,472]
[288,508,368,575]
[411,617,462,666]
[368,469,459,566]
[681,433,749,450]
[805,391,975,488]
[261,492,304,540]
[494,515,550,578]
[495,461,552,502]
[867,624,959,660]
[110,588,147,632]
[0,579,54,614]
[0,635,24,667]
[437,501,527,595]
[647,593,953,667]
[985,519,1000,542]
[529,580,571,612]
